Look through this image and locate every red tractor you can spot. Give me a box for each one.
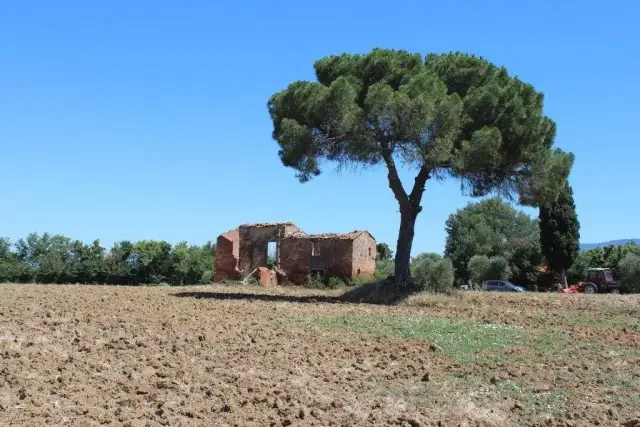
[559,268,622,294]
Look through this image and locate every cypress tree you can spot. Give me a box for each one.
[539,184,581,287]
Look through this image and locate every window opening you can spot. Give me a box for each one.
[311,241,320,256]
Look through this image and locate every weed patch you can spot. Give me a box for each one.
[486,380,567,418]
[375,375,567,423]
[311,314,531,364]
[562,312,640,331]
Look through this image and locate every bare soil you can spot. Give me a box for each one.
[1,284,639,426]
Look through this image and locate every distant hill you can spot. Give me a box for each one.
[580,239,640,251]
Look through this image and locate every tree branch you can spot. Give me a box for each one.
[409,166,431,211]
[380,146,408,205]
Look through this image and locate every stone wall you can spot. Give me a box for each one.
[351,232,376,277]
[214,229,239,282]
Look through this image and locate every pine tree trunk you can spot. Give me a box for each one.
[561,268,568,289]
[394,206,418,288]
[380,148,430,292]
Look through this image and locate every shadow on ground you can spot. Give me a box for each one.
[173,280,414,306]
[172,291,344,304]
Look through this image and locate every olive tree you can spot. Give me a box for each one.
[468,254,511,287]
[268,49,573,289]
[411,253,455,293]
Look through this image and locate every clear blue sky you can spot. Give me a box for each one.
[1,0,639,254]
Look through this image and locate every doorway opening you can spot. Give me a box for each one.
[267,241,277,269]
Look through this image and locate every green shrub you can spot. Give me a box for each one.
[347,275,377,286]
[306,275,352,289]
[411,253,455,293]
[199,270,214,285]
[374,259,394,280]
[307,273,325,289]
[145,282,170,287]
[619,253,640,293]
[326,276,345,289]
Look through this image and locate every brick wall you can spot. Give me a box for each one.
[351,232,376,277]
[309,238,353,278]
[214,229,239,282]
[278,236,311,285]
[238,225,278,273]
[215,223,375,285]
[237,223,301,274]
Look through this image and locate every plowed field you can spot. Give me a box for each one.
[1,284,639,426]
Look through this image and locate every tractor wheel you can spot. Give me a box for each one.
[583,283,597,294]
[609,288,620,294]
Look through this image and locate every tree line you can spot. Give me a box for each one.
[4,195,639,292]
[0,233,215,285]
[412,194,639,292]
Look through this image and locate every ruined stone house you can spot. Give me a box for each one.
[213,222,376,285]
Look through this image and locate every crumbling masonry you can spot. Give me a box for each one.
[213,222,376,285]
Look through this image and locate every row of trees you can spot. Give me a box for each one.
[396,191,639,292]
[443,181,584,290]
[0,233,215,285]
[3,228,638,292]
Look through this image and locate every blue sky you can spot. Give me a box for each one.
[1,0,638,254]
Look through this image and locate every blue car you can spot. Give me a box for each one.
[483,280,526,292]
